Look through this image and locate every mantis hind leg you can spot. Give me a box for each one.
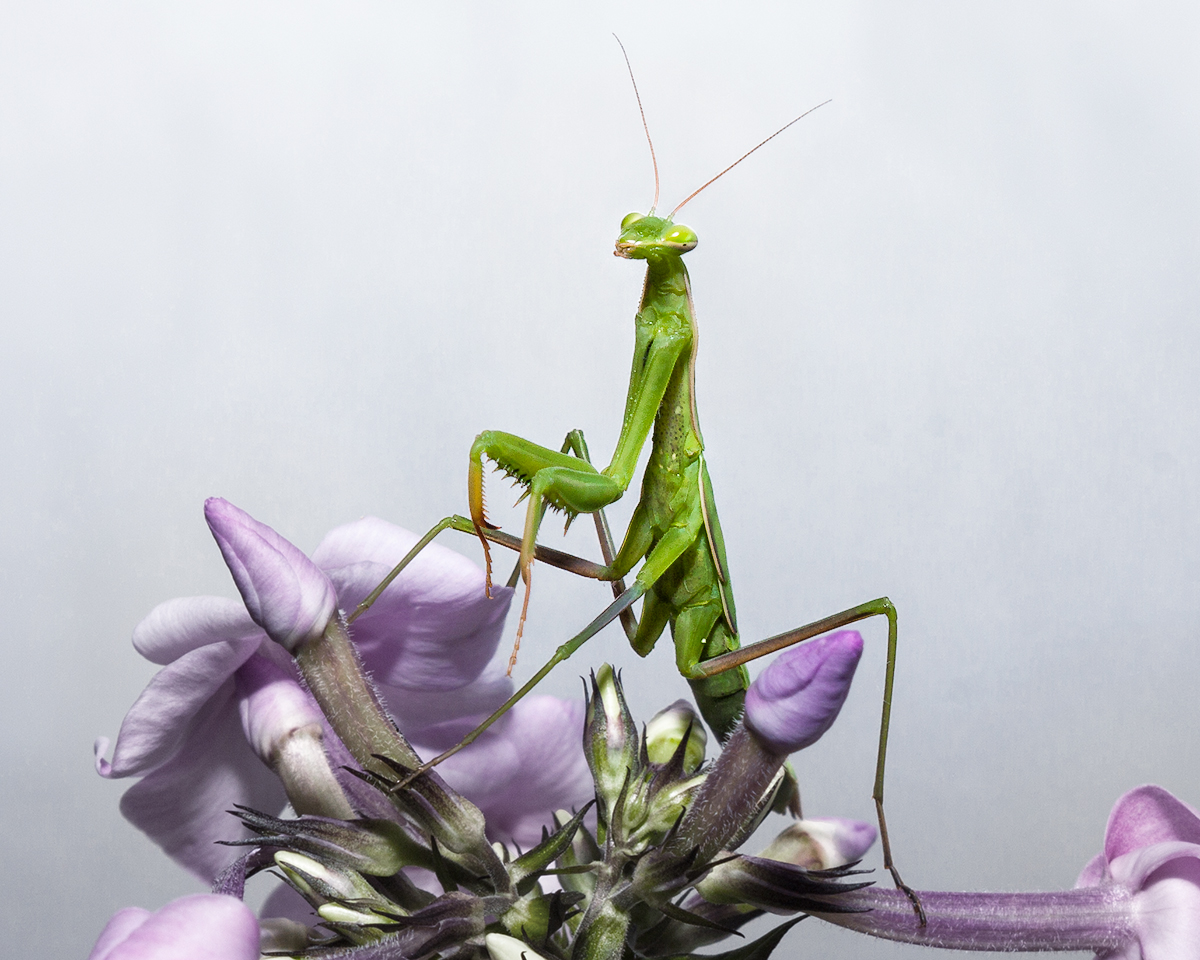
[691,597,926,925]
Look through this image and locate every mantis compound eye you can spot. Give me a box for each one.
[621,211,645,229]
[664,224,698,250]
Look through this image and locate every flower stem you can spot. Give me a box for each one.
[671,726,783,863]
[815,884,1134,952]
[294,615,421,776]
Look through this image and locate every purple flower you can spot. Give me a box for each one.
[87,894,259,960]
[1076,784,1200,959]
[812,785,1200,956]
[743,630,863,754]
[94,600,290,879]
[97,508,592,881]
[204,498,337,652]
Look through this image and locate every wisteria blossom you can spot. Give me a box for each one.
[96,503,592,881]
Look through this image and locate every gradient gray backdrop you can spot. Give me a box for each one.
[3,3,1199,957]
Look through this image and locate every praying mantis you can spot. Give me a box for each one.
[351,50,924,920]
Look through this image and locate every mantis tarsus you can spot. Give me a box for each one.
[352,56,925,922]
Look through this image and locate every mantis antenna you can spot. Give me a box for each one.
[613,34,660,215]
[669,99,832,219]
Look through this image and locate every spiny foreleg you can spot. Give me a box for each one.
[468,430,624,671]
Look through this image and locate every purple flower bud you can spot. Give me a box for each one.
[204,498,337,651]
[743,630,863,755]
[759,817,877,870]
[87,894,259,960]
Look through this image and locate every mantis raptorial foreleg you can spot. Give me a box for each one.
[351,429,637,636]
[467,430,631,671]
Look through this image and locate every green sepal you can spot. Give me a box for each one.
[225,806,430,876]
[575,901,631,960]
[553,810,600,898]
[429,835,460,893]
[696,855,873,915]
[508,801,595,894]
[654,898,742,935]
[657,916,805,960]
[360,754,509,893]
[500,888,585,943]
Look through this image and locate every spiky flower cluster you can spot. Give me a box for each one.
[213,663,867,959]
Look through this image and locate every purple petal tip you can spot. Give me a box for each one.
[743,630,863,754]
[204,498,336,652]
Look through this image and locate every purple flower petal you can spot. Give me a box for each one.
[1075,785,1200,960]
[743,630,863,754]
[235,651,353,818]
[1113,844,1200,960]
[96,638,262,778]
[1104,784,1200,861]
[376,670,514,743]
[314,516,513,691]
[132,596,261,666]
[88,908,151,960]
[88,894,259,960]
[415,695,592,848]
[830,817,878,862]
[119,686,286,880]
[235,650,324,763]
[1076,852,1107,888]
[204,498,336,652]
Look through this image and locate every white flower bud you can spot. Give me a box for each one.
[485,932,551,960]
[645,699,707,772]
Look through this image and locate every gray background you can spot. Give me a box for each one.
[4,3,1199,957]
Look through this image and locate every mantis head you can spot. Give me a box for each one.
[614,213,698,261]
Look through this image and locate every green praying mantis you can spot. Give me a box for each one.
[350,51,925,920]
